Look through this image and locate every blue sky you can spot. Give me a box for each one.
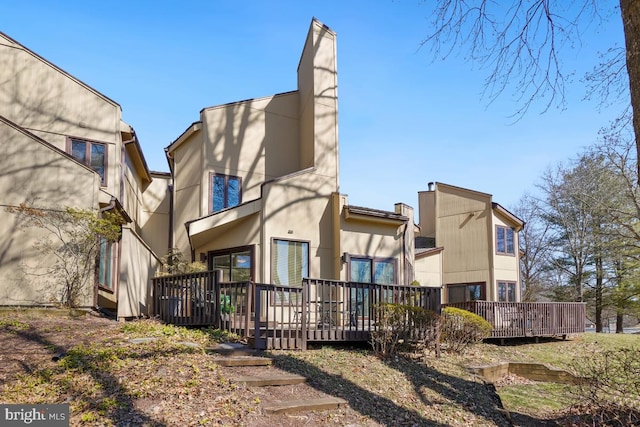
[1,1,627,212]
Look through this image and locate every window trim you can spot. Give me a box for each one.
[497,281,517,302]
[209,172,242,213]
[446,282,486,303]
[495,225,516,256]
[347,255,397,285]
[66,136,108,186]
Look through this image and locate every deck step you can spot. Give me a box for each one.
[262,397,347,414]
[212,356,272,367]
[233,374,306,387]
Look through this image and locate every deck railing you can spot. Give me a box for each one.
[444,301,586,338]
[253,279,442,350]
[153,273,586,347]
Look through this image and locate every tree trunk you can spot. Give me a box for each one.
[595,256,604,332]
[616,311,625,333]
[621,0,640,184]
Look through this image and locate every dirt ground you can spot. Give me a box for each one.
[0,309,566,427]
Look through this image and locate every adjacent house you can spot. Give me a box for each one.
[0,32,169,318]
[0,19,526,320]
[416,182,524,303]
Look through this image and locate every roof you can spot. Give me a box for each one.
[344,205,408,224]
[492,202,525,229]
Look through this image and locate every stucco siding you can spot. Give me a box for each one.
[0,120,100,307]
[117,227,160,318]
[415,253,443,288]
[201,92,300,206]
[141,174,171,259]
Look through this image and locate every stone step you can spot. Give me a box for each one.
[212,356,272,367]
[233,374,307,387]
[262,397,348,414]
[205,347,258,357]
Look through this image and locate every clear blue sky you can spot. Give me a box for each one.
[1,1,627,212]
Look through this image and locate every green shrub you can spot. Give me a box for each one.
[439,306,492,353]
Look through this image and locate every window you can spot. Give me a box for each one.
[447,283,485,303]
[496,225,515,255]
[349,257,396,285]
[348,256,396,316]
[209,246,253,282]
[210,173,241,213]
[68,138,107,185]
[497,281,517,302]
[272,239,309,286]
[98,237,113,290]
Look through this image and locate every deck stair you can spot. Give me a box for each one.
[211,343,348,416]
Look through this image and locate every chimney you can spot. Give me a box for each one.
[427,182,435,192]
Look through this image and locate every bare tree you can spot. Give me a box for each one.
[6,204,122,308]
[512,193,554,301]
[422,1,640,180]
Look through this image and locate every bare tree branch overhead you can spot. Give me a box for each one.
[421,1,640,182]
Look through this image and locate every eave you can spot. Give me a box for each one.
[343,205,408,226]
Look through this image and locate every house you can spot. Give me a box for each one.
[166,19,418,291]
[0,19,526,324]
[415,182,524,303]
[0,32,169,318]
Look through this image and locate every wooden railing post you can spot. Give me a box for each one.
[302,280,308,351]
[213,270,222,329]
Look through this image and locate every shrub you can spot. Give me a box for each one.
[370,303,440,359]
[570,346,640,425]
[439,306,492,353]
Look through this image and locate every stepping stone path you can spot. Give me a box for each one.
[129,338,348,417]
[206,343,347,415]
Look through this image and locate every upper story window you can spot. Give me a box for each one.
[496,225,515,256]
[68,138,107,186]
[210,173,241,213]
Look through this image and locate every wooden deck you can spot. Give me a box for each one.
[152,272,585,349]
[153,273,441,350]
[445,301,586,339]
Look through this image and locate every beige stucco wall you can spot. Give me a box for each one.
[140,173,171,259]
[0,34,123,200]
[201,92,300,202]
[172,130,203,255]
[117,227,161,318]
[0,119,101,307]
[414,252,443,288]
[492,212,520,300]
[261,172,336,282]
